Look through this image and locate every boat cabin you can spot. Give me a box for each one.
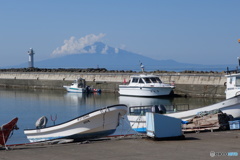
[225,58,240,99]
[130,75,163,85]
[119,74,174,96]
[72,78,86,88]
[225,73,240,99]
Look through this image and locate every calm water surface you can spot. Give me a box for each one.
[0,88,224,145]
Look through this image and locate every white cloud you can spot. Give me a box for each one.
[52,33,105,56]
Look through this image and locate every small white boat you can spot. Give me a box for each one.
[128,95,240,133]
[146,112,183,139]
[63,78,86,93]
[119,74,175,97]
[24,104,127,143]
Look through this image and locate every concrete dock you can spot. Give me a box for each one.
[2,130,240,160]
[0,72,227,98]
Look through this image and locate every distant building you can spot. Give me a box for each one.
[28,48,35,68]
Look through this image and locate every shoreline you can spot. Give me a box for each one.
[2,130,240,160]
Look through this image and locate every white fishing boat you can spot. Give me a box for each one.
[24,104,127,143]
[63,78,86,93]
[128,95,240,133]
[119,74,175,97]
[225,72,240,99]
[225,57,240,99]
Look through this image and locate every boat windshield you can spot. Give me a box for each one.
[143,77,162,83]
[131,78,139,83]
[143,78,151,83]
[139,78,144,83]
[152,77,162,83]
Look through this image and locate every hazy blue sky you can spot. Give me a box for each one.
[0,0,240,67]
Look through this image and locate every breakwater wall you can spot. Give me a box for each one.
[0,72,227,98]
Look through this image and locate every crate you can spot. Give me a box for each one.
[229,120,240,130]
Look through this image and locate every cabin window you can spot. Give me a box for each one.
[149,77,162,83]
[132,78,139,83]
[144,78,151,83]
[139,78,144,83]
[236,77,240,86]
[155,77,162,83]
[150,78,157,83]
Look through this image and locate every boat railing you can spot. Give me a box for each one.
[128,104,190,115]
[129,106,152,115]
[168,104,190,111]
[226,67,240,75]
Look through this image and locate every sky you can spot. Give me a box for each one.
[0,0,240,67]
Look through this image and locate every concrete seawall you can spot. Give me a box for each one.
[0,72,227,98]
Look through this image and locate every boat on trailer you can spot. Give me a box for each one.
[128,95,240,133]
[24,104,127,143]
[0,117,19,149]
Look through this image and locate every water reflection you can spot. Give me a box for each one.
[0,88,224,145]
[118,96,173,107]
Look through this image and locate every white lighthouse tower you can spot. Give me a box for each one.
[28,48,35,68]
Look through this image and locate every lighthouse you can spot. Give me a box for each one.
[28,48,35,68]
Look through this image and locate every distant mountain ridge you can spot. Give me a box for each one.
[10,42,234,72]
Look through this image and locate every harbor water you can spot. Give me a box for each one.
[0,88,224,145]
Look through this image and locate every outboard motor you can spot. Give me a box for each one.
[85,86,91,93]
[151,105,166,114]
[35,116,48,129]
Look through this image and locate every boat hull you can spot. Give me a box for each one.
[24,104,127,142]
[63,86,85,93]
[119,86,173,97]
[128,95,240,132]
[0,117,18,146]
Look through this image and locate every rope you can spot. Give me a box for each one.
[129,111,145,134]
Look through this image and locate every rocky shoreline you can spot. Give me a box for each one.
[0,67,226,74]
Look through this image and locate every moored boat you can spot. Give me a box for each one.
[63,78,86,93]
[119,74,175,97]
[24,104,127,143]
[225,72,240,99]
[63,78,101,93]
[128,95,240,133]
[225,58,240,99]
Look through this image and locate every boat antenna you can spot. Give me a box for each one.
[140,62,145,73]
